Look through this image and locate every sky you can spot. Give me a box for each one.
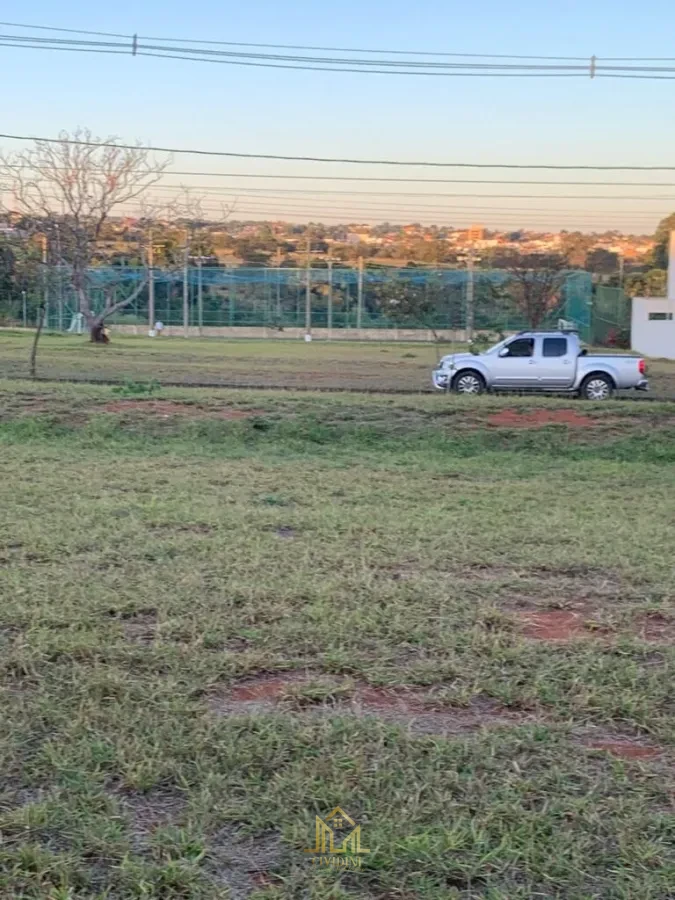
[2,0,675,232]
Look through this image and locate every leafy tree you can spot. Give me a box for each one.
[234,241,270,267]
[625,269,667,297]
[560,232,593,268]
[650,212,675,269]
[0,234,43,324]
[586,248,619,275]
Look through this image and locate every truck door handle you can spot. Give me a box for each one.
[528,360,536,365]
[562,360,571,365]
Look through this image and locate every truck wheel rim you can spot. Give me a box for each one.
[457,374,481,393]
[586,379,610,400]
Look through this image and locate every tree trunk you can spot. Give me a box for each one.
[30,303,47,378]
[90,321,110,343]
[74,274,147,344]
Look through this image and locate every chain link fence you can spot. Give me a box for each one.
[25,265,594,337]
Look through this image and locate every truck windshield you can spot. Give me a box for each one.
[483,338,509,354]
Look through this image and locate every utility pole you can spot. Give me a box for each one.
[41,234,49,330]
[22,290,27,329]
[183,228,189,338]
[327,259,333,338]
[55,223,63,332]
[147,233,155,332]
[197,255,203,337]
[305,236,312,338]
[276,246,282,322]
[356,256,364,332]
[465,247,475,341]
[618,252,625,289]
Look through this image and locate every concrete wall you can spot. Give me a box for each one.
[631,297,675,359]
[110,324,472,343]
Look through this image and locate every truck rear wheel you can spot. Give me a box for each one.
[580,374,614,401]
[452,370,486,395]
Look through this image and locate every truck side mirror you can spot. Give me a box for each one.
[498,347,510,358]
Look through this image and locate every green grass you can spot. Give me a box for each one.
[0,381,674,898]
[3,328,675,397]
[0,331,448,392]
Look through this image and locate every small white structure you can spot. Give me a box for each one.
[67,312,85,334]
[631,231,675,359]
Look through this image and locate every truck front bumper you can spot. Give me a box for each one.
[432,369,450,390]
[635,379,649,391]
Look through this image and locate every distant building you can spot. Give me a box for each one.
[468,224,485,242]
[631,230,675,359]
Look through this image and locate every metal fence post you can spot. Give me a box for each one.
[183,259,189,338]
[41,235,49,331]
[465,249,475,341]
[147,236,155,332]
[183,229,189,338]
[357,257,364,333]
[197,256,203,336]
[327,260,333,338]
[305,253,312,338]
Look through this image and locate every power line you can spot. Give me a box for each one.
[146,184,675,202]
[3,27,675,78]
[139,194,661,220]
[8,162,675,186]
[0,37,590,76]
[4,19,675,64]
[3,131,675,170]
[136,48,585,76]
[157,173,675,188]
[0,20,592,60]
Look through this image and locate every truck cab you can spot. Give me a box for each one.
[484,333,578,390]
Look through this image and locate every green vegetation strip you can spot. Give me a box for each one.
[0,382,673,899]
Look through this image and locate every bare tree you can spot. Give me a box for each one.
[500,252,568,329]
[0,129,169,342]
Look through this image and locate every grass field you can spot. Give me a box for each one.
[2,330,675,398]
[1,380,674,899]
[0,332,446,393]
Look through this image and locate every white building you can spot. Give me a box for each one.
[631,231,675,359]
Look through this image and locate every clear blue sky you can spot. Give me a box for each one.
[3,0,675,231]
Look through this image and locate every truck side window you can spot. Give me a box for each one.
[504,338,534,358]
[542,338,568,357]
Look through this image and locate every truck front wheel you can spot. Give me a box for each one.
[580,374,614,401]
[452,370,486,395]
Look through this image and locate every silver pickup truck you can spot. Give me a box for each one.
[432,331,648,400]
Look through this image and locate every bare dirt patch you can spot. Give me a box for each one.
[586,741,663,760]
[261,525,297,539]
[487,409,602,429]
[148,522,215,535]
[206,828,282,900]
[634,612,675,645]
[212,673,532,736]
[517,610,602,642]
[102,399,261,419]
[122,616,157,645]
[571,726,667,761]
[230,672,310,703]
[116,788,187,851]
[108,607,158,644]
